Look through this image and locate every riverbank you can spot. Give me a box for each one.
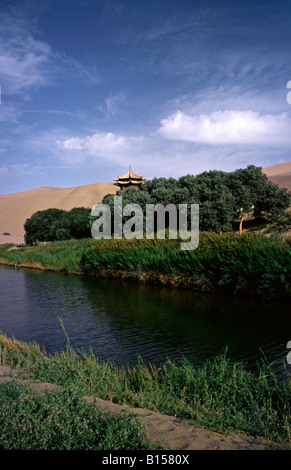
[0,232,290,300]
[0,365,283,451]
[0,334,291,450]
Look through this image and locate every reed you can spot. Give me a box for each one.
[0,233,290,299]
[81,233,291,299]
[0,238,96,273]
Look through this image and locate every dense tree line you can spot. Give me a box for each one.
[102,165,291,234]
[24,166,290,244]
[24,207,92,245]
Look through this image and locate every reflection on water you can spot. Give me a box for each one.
[0,265,290,377]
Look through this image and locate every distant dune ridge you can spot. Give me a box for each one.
[0,162,290,244]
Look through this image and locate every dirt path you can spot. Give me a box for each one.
[86,395,272,450]
[0,365,283,450]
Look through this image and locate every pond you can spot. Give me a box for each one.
[0,265,290,377]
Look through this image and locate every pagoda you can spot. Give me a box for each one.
[114,166,147,190]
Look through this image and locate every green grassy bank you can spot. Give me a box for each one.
[0,381,152,450]
[0,334,291,448]
[0,232,290,300]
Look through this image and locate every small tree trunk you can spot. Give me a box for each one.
[239,212,246,235]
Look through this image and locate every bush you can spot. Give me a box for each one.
[24,207,92,245]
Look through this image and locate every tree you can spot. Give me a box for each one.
[67,207,92,239]
[254,181,291,219]
[24,208,68,244]
[185,170,235,232]
[100,166,290,236]
[102,172,235,234]
[24,207,92,244]
[226,165,291,233]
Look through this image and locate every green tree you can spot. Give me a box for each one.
[67,207,92,239]
[186,170,235,232]
[100,166,290,236]
[24,208,68,244]
[226,165,291,233]
[254,181,291,219]
[24,207,92,244]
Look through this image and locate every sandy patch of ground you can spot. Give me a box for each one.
[0,234,25,245]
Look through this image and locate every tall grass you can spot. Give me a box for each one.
[0,333,291,444]
[0,238,96,273]
[0,233,290,299]
[81,233,291,299]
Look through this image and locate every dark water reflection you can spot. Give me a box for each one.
[0,265,290,377]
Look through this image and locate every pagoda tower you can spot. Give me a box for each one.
[114,166,147,190]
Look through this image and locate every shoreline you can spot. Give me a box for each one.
[0,364,282,451]
[1,235,291,449]
[0,258,290,305]
[0,333,291,450]
[0,232,290,302]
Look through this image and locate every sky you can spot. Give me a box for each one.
[1,0,291,194]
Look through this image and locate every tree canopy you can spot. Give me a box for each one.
[24,166,290,244]
[102,165,291,234]
[24,207,92,245]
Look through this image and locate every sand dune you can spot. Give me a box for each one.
[0,162,290,244]
[263,161,291,176]
[0,182,116,243]
[263,161,291,192]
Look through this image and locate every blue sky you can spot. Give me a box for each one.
[1,0,291,194]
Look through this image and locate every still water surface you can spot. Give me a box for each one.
[0,265,290,376]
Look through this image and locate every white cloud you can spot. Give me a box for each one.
[56,132,129,156]
[0,13,101,102]
[0,165,8,174]
[97,92,126,120]
[0,31,52,97]
[157,110,291,146]
[58,54,102,86]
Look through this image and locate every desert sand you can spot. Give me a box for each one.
[0,182,117,244]
[0,162,290,244]
[263,161,291,193]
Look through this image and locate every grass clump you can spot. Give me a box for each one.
[1,334,291,445]
[0,382,152,450]
[0,238,96,273]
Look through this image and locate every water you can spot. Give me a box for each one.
[0,265,290,377]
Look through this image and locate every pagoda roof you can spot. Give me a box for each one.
[114,166,147,182]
